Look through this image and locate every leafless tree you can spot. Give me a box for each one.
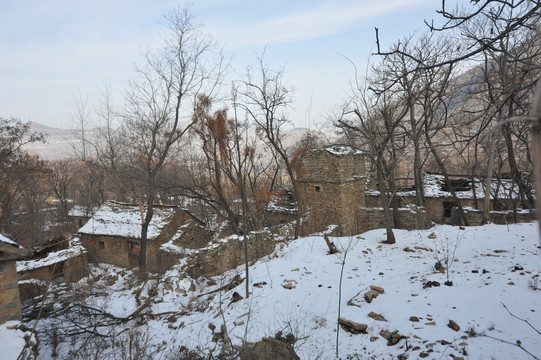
[80,6,224,271]
[237,55,302,239]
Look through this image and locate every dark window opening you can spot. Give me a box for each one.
[129,241,140,256]
[440,178,471,192]
[443,201,455,223]
[315,186,320,192]
[98,241,105,249]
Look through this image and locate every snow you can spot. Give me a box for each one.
[0,321,37,360]
[324,145,364,156]
[78,201,179,239]
[68,205,96,218]
[16,238,86,272]
[396,173,531,200]
[0,233,20,247]
[29,222,541,359]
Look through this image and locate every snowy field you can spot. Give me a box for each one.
[5,222,541,359]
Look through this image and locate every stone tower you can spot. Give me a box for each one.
[298,145,367,236]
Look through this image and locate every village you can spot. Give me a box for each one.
[2,1,541,359]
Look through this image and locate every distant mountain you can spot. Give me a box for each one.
[24,123,88,160]
[24,122,332,161]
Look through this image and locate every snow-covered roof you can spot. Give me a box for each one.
[0,234,18,247]
[17,238,85,272]
[0,234,27,261]
[373,173,530,200]
[68,205,97,218]
[323,145,364,156]
[78,201,180,239]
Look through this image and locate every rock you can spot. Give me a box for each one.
[425,321,436,326]
[409,316,420,322]
[403,246,414,252]
[274,331,296,345]
[239,337,300,360]
[435,261,444,271]
[370,285,385,294]
[419,352,429,358]
[370,336,378,342]
[338,318,368,334]
[379,330,403,346]
[444,280,453,286]
[364,289,379,303]
[448,319,460,331]
[428,232,437,239]
[282,283,294,290]
[423,281,441,289]
[368,312,387,321]
[440,340,452,345]
[231,291,243,303]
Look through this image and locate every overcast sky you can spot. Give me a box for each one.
[0,0,444,130]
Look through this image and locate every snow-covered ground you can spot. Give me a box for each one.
[17,222,541,359]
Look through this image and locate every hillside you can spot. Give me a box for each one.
[4,223,540,359]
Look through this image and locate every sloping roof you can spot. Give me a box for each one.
[323,145,364,156]
[0,234,28,261]
[78,201,180,240]
[368,173,531,200]
[68,205,97,218]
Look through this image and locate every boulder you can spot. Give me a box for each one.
[364,289,379,303]
[239,337,300,360]
[338,318,368,334]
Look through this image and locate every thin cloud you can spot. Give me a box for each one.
[209,0,431,48]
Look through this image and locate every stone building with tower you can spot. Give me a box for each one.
[297,145,368,235]
[297,145,534,236]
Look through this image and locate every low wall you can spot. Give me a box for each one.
[452,208,537,226]
[183,226,291,278]
[357,206,434,234]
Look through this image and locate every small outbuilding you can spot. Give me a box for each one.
[79,201,195,271]
[0,234,27,323]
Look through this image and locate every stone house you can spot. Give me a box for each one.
[0,234,27,323]
[367,172,535,224]
[297,145,367,235]
[297,145,533,236]
[79,201,198,272]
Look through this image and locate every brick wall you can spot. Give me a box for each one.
[0,260,22,323]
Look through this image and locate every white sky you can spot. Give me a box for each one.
[0,0,444,130]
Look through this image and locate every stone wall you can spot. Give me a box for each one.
[298,147,367,236]
[0,260,22,323]
[80,210,191,272]
[18,253,89,283]
[357,207,433,234]
[452,208,537,226]
[184,228,285,278]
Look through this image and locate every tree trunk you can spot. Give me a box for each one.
[377,154,395,244]
[502,123,535,208]
[425,129,470,226]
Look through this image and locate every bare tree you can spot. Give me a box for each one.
[83,6,224,271]
[238,55,302,239]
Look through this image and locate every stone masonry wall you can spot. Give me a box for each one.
[452,208,537,226]
[298,147,367,236]
[357,207,433,234]
[0,260,22,323]
[184,227,291,278]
